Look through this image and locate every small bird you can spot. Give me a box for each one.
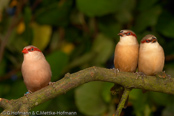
[138,34,165,76]
[21,45,52,92]
[114,30,139,72]
[112,30,139,108]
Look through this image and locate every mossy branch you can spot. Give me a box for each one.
[115,88,131,116]
[0,66,173,116]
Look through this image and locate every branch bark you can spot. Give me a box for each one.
[0,66,173,115]
[115,88,131,116]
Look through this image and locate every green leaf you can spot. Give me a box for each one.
[8,80,26,99]
[91,34,114,65]
[114,0,136,24]
[0,84,11,97]
[98,19,121,38]
[66,34,114,69]
[119,0,136,11]
[35,0,72,26]
[41,0,59,6]
[50,31,60,50]
[115,10,133,24]
[134,5,162,32]
[165,65,174,77]
[137,0,159,11]
[0,59,6,76]
[144,104,151,116]
[7,29,28,54]
[77,0,122,17]
[32,22,52,51]
[156,11,174,38]
[0,84,3,96]
[23,6,33,43]
[150,92,169,106]
[24,7,32,24]
[64,27,81,42]
[75,82,107,115]
[130,89,152,116]
[101,82,113,103]
[55,90,76,111]
[46,51,68,80]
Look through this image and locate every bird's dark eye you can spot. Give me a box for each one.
[31,47,34,51]
[146,40,149,43]
[127,32,131,35]
[28,47,34,52]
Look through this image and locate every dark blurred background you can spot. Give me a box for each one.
[0,0,174,116]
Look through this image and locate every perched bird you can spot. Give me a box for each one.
[112,30,139,108]
[138,35,165,76]
[21,45,52,92]
[114,30,139,72]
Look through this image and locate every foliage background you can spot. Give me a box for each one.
[0,0,174,116]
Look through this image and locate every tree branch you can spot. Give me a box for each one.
[115,88,131,116]
[0,66,173,115]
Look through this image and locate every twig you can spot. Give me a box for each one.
[115,88,131,116]
[0,17,15,63]
[79,13,89,33]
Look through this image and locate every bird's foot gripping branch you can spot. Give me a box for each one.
[0,67,173,116]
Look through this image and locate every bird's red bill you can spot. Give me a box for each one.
[118,33,124,36]
[22,48,28,54]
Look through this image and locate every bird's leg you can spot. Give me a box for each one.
[115,68,119,73]
[167,74,171,79]
[155,71,171,79]
[28,90,32,93]
[136,72,146,79]
[49,82,55,85]
[49,82,57,90]
[113,68,120,76]
[24,90,32,96]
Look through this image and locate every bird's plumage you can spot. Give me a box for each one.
[114,30,139,72]
[114,44,139,72]
[22,45,52,92]
[138,35,165,75]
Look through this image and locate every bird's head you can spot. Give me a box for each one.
[141,34,158,44]
[118,30,138,45]
[118,30,137,38]
[22,46,41,54]
[22,45,43,60]
[140,34,160,49]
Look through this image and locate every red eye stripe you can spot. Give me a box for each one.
[34,48,41,52]
[27,48,32,51]
[141,39,151,43]
[27,47,41,52]
[125,32,137,39]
